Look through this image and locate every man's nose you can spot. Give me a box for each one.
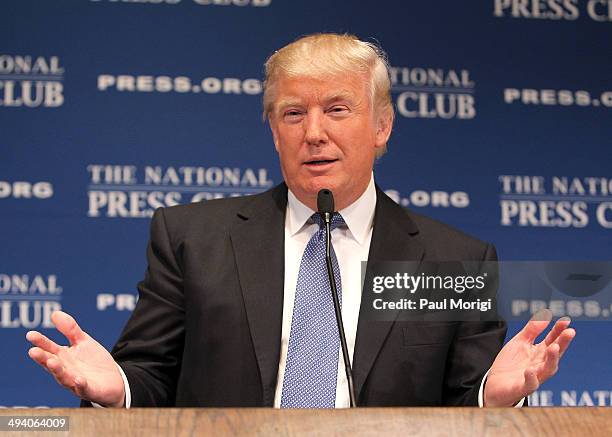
[303,110,328,146]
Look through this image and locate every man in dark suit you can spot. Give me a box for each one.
[26,33,575,408]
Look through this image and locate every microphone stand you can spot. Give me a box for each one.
[322,210,357,408]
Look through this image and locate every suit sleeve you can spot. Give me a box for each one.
[441,243,507,406]
[107,207,186,407]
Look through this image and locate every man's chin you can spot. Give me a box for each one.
[305,178,339,197]
[287,179,339,208]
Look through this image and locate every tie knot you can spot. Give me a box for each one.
[311,212,345,231]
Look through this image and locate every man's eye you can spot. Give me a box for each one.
[328,106,349,114]
[284,110,303,119]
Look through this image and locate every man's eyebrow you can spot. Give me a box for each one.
[276,98,303,112]
[275,91,360,113]
[323,90,356,104]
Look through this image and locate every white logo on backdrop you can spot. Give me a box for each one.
[0,181,53,200]
[0,55,64,108]
[0,274,62,329]
[504,88,612,108]
[499,175,612,228]
[97,74,262,96]
[97,292,138,311]
[390,67,476,120]
[529,389,612,406]
[87,164,274,218]
[493,0,612,22]
[385,189,470,209]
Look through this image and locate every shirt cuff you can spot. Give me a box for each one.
[90,363,131,408]
[478,369,525,407]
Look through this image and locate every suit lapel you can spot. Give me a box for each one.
[230,184,287,407]
[352,187,425,401]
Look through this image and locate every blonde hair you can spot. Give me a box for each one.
[263,33,394,156]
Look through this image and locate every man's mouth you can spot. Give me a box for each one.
[305,159,338,166]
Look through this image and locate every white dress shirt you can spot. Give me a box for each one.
[273,175,377,408]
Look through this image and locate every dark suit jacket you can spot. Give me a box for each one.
[105,183,506,407]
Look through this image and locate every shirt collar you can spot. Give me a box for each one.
[286,174,376,246]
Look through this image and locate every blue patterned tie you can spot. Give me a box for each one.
[280,213,345,408]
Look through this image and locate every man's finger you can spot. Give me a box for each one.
[519,309,552,343]
[51,311,87,346]
[45,357,65,377]
[537,343,560,383]
[543,317,571,346]
[26,331,61,355]
[46,357,80,390]
[28,347,56,368]
[555,328,576,357]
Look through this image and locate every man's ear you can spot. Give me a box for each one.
[374,107,394,149]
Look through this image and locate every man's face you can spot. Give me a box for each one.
[268,73,391,211]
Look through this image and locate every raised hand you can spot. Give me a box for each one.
[484,309,576,407]
[26,311,125,407]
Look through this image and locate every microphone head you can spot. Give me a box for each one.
[317,189,335,214]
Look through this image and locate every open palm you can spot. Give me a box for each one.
[484,310,575,407]
[26,311,125,407]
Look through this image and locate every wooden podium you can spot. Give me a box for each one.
[5,407,611,436]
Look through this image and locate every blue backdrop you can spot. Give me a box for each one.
[1,0,610,407]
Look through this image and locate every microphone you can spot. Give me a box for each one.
[317,189,357,408]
